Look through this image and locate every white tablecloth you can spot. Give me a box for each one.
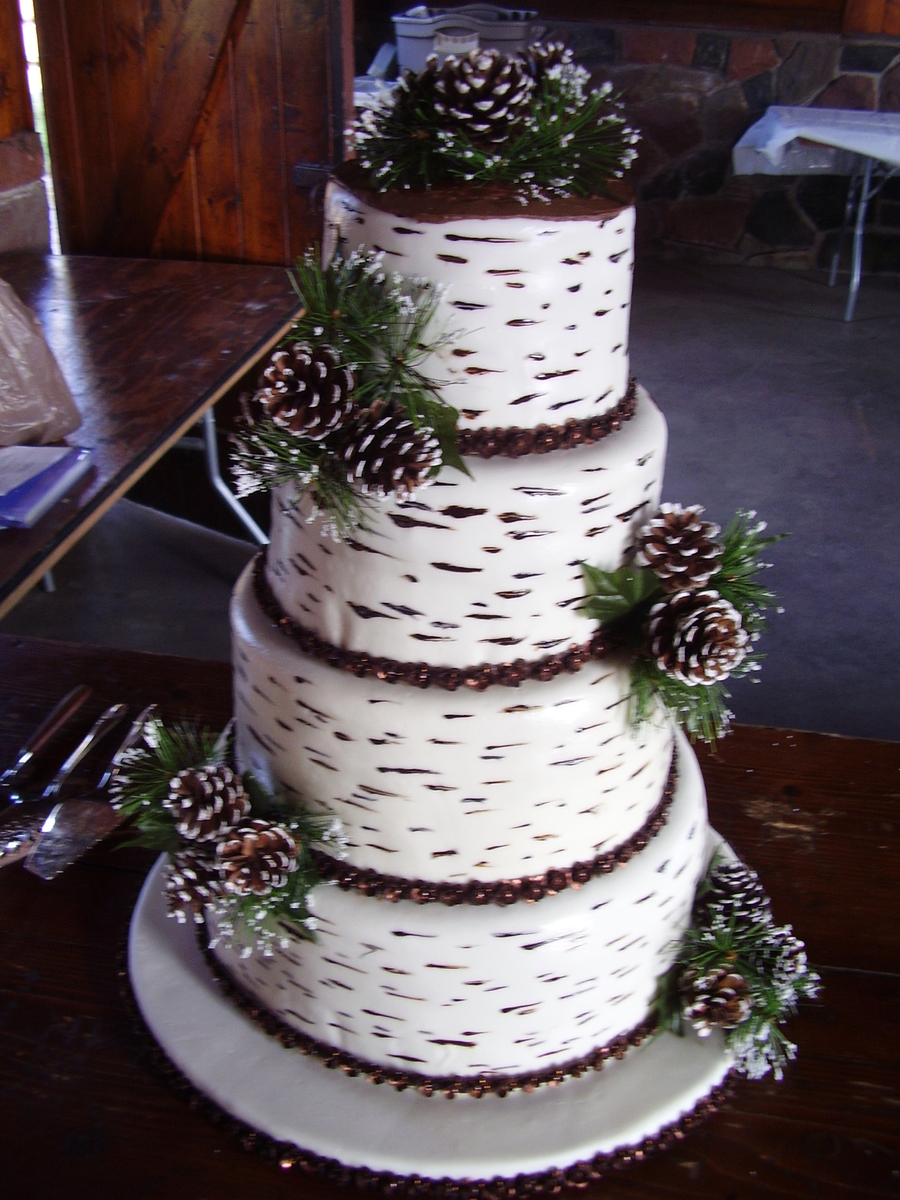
[735,106,900,168]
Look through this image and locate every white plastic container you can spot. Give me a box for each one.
[393,5,538,73]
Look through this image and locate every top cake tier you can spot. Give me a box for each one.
[324,166,634,433]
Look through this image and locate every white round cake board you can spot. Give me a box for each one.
[129,856,733,1181]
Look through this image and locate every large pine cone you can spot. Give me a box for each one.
[645,589,749,685]
[165,850,224,924]
[163,765,250,842]
[434,50,534,146]
[339,404,441,497]
[681,966,752,1034]
[697,860,771,930]
[634,504,723,593]
[255,343,354,440]
[217,820,298,897]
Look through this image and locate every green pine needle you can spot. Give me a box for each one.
[714,510,786,635]
[629,655,731,744]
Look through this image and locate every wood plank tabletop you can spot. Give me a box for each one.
[0,254,300,618]
[0,633,897,1199]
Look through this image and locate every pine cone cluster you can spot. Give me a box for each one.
[433,50,534,145]
[698,860,771,929]
[217,819,299,897]
[681,966,752,1034]
[165,850,224,924]
[522,42,569,84]
[634,504,722,593]
[645,589,749,686]
[255,343,354,440]
[338,404,441,497]
[164,765,250,842]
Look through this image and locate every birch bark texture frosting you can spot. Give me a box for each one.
[324,175,634,432]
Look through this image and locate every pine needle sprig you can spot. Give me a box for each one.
[714,510,785,636]
[655,857,820,1080]
[629,655,732,743]
[355,53,638,199]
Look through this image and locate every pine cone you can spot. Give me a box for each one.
[165,850,224,924]
[255,343,354,440]
[645,589,749,685]
[523,42,570,85]
[163,765,250,842]
[217,819,298,897]
[681,966,752,1034]
[338,404,441,497]
[697,860,771,930]
[434,50,534,146]
[634,504,723,593]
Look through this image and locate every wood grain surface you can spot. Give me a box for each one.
[0,253,299,617]
[0,633,897,1198]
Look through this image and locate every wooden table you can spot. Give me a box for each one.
[0,254,300,619]
[0,633,897,1199]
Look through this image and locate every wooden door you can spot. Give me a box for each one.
[33,0,352,264]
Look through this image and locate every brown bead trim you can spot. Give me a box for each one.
[197,933,660,1097]
[314,747,677,906]
[118,946,736,1194]
[253,554,631,692]
[456,378,637,460]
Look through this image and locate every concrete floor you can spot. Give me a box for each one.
[3,262,898,740]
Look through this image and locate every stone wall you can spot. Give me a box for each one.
[543,21,900,272]
[0,130,50,254]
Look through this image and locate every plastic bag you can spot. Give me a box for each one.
[0,276,82,446]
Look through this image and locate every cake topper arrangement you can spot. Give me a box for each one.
[354,44,638,199]
[231,248,462,538]
[582,506,783,742]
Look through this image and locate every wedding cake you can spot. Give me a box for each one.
[123,46,816,1188]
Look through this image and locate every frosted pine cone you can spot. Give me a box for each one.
[434,50,534,145]
[698,860,771,930]
[217,820,298,897]
[163,765,250,842]
[645,589,749,685]
[339,404,441,497]
[681,966,752,1034]
[165,850,224,924]
[522,42,569,84]
[634,504,722,593]
[255,343,354,440]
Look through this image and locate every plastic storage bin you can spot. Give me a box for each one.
[393,6,538,73]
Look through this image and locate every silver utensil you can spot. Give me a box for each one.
[23,705,155,881]
[0,684,93,802]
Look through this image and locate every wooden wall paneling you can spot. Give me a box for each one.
[841,0,900,31]
[0,0,33,140]
[33,1,81,251]
[98,0,150,198]
[67,0,119,251]
[105,0,252,255]
[281,0,336,261]
[233,0,284,264]
[189,43,243,262]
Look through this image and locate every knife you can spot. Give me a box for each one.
[24,705,156,881]
[0,684,93,803]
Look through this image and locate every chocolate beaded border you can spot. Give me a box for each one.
[118,946,736,1194]
[253,554,632,691]
[314,748,677,906]
[198,934,660,1097]
[456,378,637,459]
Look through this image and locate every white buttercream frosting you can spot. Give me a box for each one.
[324,179,634,430]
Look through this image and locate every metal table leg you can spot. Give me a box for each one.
[845,156,874,323]
[202,407,268,545]
[829,164,861,288]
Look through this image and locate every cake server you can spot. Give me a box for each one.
[0,684,93,804]
[0,703,128,867]
[24,705,155,881]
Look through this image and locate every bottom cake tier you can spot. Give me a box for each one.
[208,728,709,1085]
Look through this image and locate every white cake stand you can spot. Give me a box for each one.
[128,856,734,1188]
